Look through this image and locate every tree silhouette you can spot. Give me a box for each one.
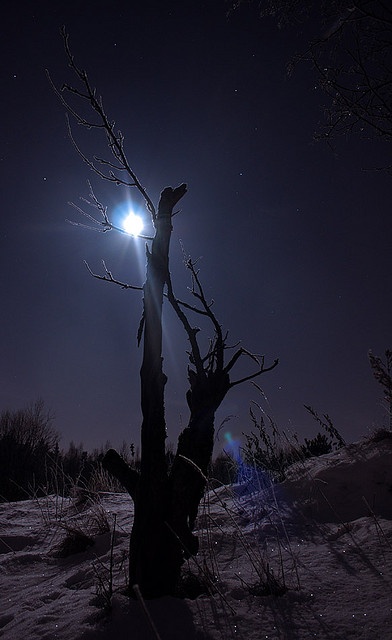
[48,28,278,597]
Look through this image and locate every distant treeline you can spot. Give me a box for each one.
[0,400,237,501]
[0,399,349,502]
[0,400,138,501]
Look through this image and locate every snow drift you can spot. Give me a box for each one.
[1,434,391,639]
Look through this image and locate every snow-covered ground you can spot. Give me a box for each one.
[1,434,392,639]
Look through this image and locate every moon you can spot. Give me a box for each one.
[123,212,144,236]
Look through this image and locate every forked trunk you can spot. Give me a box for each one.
[102,183,275,597]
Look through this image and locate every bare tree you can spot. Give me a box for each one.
[48,28,278,597]
[230,0,392,171]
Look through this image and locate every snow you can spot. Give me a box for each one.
[1,435,392,639]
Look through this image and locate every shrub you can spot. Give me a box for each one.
[300,432,334,458]
[242,401,346,483]
[242,404,299,482]
[209,452,238,486]
[0,399,59,501]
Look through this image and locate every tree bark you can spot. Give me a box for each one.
[169,367,231,558]
[128,184,187,597]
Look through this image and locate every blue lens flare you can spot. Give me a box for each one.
[224,431,271,488]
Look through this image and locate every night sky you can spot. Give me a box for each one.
[1,0,391,452]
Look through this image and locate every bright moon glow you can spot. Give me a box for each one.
[123,212,144,236]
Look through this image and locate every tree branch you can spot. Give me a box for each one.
[102,448,139,501]
[229,357,279,388]
[67,181,153,239]
[47,26,157,222]
[84,260,143,290]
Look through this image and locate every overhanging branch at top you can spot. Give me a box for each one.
[46,26,157,222]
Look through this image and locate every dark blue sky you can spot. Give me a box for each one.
[1,0,391,451]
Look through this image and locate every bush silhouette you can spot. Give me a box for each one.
[0,399,58,501]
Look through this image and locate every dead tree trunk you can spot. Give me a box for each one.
[103,201,278,596]
[102,187,278,597]
[127,184,187,597]
[169,367,231,557]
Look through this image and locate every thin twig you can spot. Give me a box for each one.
[84,260,143,291]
